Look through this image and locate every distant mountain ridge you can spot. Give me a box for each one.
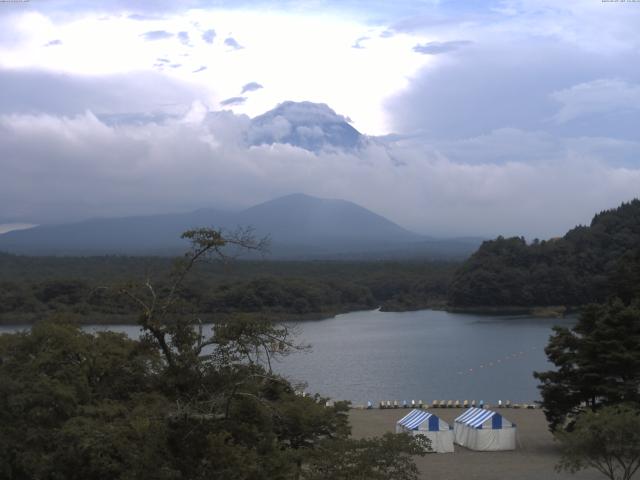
[0,194,480,258]
[235,193,418,244]
[0,209,230,256]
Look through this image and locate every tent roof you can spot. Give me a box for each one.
[455,408,501,428]
[397,409,436,430]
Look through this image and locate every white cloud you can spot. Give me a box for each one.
[247,115,291,144]
[551,78,640,124]
[0,9,434,135]
[412,40,471,55]
[0,109,638,238]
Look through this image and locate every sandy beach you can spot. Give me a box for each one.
[349,408,610,480]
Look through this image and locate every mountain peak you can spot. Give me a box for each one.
[259,192,339,204]
[247,101,363,152]
[0,193,484,259]
[237,193,419,247]
[255,101,351,125]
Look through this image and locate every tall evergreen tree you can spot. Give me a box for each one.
[449,199,640,308]
[534,299,640,431]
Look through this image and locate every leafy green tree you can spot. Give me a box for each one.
[609,248,640,305]
[0,321,166,479]
[302,433,429,480]
[534,299,640,430]
[0,227,428,479]
[556,404,640,480]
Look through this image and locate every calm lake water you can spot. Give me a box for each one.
[0,309,574,404]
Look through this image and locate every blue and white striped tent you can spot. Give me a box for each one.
[396,409,454,453]
[454,407,516,451]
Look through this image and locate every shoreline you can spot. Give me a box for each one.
[0,303,577,327]
[0,307,370,327]
[445,305,575,318]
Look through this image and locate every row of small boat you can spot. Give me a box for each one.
[373,399,536,409]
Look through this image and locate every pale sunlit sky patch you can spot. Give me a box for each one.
[1,8,437,134]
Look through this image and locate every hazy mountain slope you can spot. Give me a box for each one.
[0,193,480,258]
[0,194,419,256]
[234,193,421,246]
[0,209,230,255]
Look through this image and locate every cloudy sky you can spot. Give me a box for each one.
[1,0,639,238]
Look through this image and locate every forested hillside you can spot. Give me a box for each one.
[0,255,456,324]
[448,199,640,307]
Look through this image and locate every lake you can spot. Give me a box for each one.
[0,308,574,405]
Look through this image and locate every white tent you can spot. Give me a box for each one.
[454,407,516,451]
[396,409,454,453]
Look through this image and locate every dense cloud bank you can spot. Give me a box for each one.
[0,1,639,238]
[1,106,638,238]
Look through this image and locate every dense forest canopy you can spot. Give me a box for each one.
[448,199,640,308]
[3,199,640,322]
[0,255,456,325]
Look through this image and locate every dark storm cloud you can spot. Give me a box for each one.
[202,29,216,44]
[386,41,640,141]
[220,96,247,106]
[141,30,173,41]
[412,40,472,55]
[241,82,263,94]
[224,37,243,50]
